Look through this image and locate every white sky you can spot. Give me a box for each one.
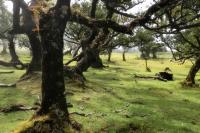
[4,0,30,12]
[4,0,154,14]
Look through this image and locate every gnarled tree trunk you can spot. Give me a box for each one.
[73,29,108,77]
[73,48,98,76]
[12,0,72,132]
[185,58,200,85]
[91,50,104,68]
[12,0,42,76]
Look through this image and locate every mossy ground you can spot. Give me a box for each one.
[0,52,200,133]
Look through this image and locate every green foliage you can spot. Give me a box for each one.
[0,0,12,38]
[133,28,164,59]
[113,33,134,47]
[162,27,200,62]
[66,1,107,46]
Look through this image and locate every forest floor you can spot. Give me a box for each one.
[0,52,200,133]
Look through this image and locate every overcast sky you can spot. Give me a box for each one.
[4,0,154,14]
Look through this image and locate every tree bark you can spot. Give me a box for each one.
[185,58,200,85]
[73,49,96,76]
[70,0,104,75]
[73,29,108,75]
[26,32,42,73]
[91,50,104,68]
[122,51,126,61]
[0,36,24,69]
[107,48,112,62]
[37,1,71,116]
[8,35,22,65]
[12,0,20,32]
[11,0,42,74]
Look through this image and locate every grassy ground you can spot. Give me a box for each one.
[0,52,200,133]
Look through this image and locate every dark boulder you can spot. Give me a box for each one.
[158,72,173,81]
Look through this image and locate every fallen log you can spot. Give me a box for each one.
[0,71,14,74]
[134,74,167,82]
[0,83,16,87]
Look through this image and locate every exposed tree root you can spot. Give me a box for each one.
[64,66,86,85]
[18,69,85,86]
[0,60,26,70]
[70,112,86,116]
[14,116,72,133]
[0,102,73,113]
[12,110,81,133]
[17,66,86,86]
[181,80,198,87]
[18,72,41,82]
[19,73,34,82]
[0,104,37,113]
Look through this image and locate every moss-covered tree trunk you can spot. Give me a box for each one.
[70,29,98,77]
[73,29,108,76]
[36,1,71,117]
[15,0,72,132]
[185,58,200,85]
[73,48,97,76]
[12,0,42,75]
